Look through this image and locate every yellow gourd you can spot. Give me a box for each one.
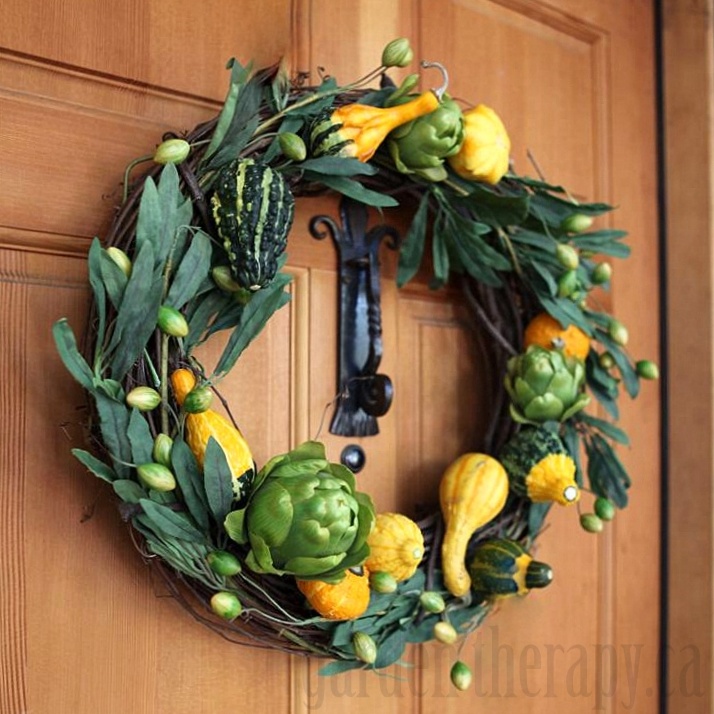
[365,513,424,582]
[439,453,509,597]
[170,368,253,498]
[296,569,370,620]
[448,104,511,184]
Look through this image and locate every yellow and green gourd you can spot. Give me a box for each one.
[211,158,295,292]
[468,538,553,601]
[170,368,254,501]
[499,426,579,506]
[439,453,510,597]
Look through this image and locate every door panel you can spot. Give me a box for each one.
[0,0,659,711]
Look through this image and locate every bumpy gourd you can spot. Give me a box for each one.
[499,427,579,506]
[523,312,591,361]
[296,568,370,620]
[211,158,294,291]
[170,368,254,500]
[365,512,424,582]
[468,538,553,601]
[439,453,509,597]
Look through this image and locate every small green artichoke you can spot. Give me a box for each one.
[504,345,589,424]
[224,441,375,583]
[387,96,464,182]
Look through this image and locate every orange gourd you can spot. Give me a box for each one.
[523,312,591,361]
[296,569,370,620]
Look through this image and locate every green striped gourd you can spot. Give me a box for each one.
[468,538,553,601]
[211,159,294,291]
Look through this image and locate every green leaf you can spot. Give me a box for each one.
[317,660,364,677]
[307,174,399,208]
[213,275,292,378]
[431,213,449,287]
[224,509,248,544]
[113,479,147,504]
[98,249,128,309]
[459,184,530,226]
[529,261,558,297]
[171,437,210,532]
[204,437,235,524]
[105,241,164,381]
[71,448,116,483]
[375,628,408,669]
[138,499,206,543]
[52,319,95,391]
[127,409,155,465]
[585,435,630,507]
[203,77,263,171]
[578,413,630,446]
[510,229,558,252]
[397,191,430,287]
[299,157,378,177]
[94,392,132,478]
[528,501,552,536]
[203,58,254,163]
[572,230,631,258]
[184,290,234,353]
[595,330,640,398]
[561,421,584,486]
[166,230,213,310]
[87,239,107,352]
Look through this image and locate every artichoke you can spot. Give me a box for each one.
[224,441,375,583]
[505,345,589,424]
[388,95,464,181]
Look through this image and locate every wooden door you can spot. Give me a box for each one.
[0,1,660,712]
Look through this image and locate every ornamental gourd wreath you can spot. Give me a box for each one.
[53,39,658,688]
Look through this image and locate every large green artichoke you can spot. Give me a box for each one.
[224,441,375,583]
[387,95,464,182]
[505,345,589,424]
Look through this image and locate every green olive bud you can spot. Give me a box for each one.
[369,571,398,594]
[278,132,307,162]
[212,266,244,293]
[608,319,629,346]
[556,244,580,270]
[153,138,190,165]
[419,591,446,614]
[594,497,616,522]
[450,661,473,691]
[210,591,242,620]
[580,513,604,533]
[636,359,659,380]
[157,305,189,338]
[152,433,173,468]
[136,462,177,492]
[557,269,579,298]
[207,550,242,576]
[599,352,616,370]
[561,213,594,233]
[183,386,213,414]
[106,246,132,277]
[381,37,414,68]
[433,621,459,645]
[592,262,613,285]
[126,386,161,412]
[352,632,378,664]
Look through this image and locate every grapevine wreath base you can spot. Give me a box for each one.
[54,39,657,686]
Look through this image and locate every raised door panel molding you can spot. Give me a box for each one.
[420,0,610,201]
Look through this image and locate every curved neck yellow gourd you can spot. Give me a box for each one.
[439,453,509,598]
